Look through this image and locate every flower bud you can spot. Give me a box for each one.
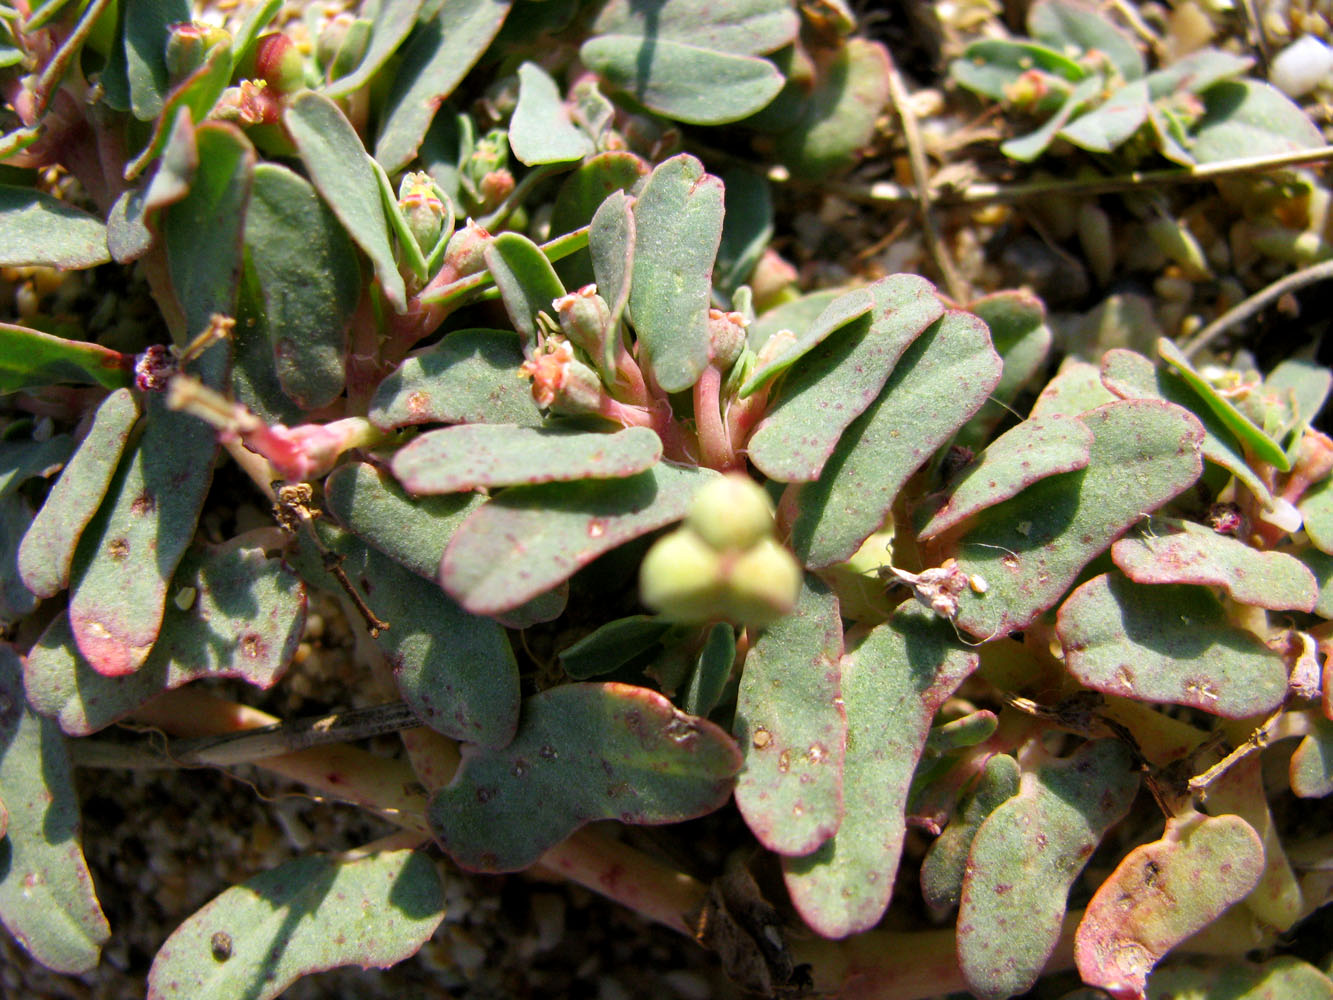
[441,219,492,278]
[686,474,775,552]
[397,171,451,255]
[518,335,606,415]
[721,538,802,629]
[707,308,748,370]
[253,32,305,94]
[640,528,727,622]
[478,169,515,210]
[554,285,612,360]
[165,22,231,84]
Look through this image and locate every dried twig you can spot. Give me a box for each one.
[1181,257,1333,360]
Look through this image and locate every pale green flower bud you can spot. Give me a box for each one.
[686,474,775,552]
[640,528,726,622]
[722,538,802,629]
[398,171,450,256]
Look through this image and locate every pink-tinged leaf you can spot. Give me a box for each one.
[919,414,1093,541]
[1057,573,1288,719]
[733,574,845,856]
[1202,756,1302,932]
[954,290,1052,452]
[369,329,545,431]
[1075,811,1264,1000]
[1111,518,1316,611]
[68,395,217,676]
[782,605,978,939]
[748,275,945,482]
[147,848,444,1000]
[429,683,741,872]
[25,545,305,736]
[18,389,140,598]
[1030,357,1116,418]
[0,323,134,393]
[1101,348,1274,506]
[0,646,109,973]
[958,739,1140,1000]
[944,399,1204,640]
[442,462,717,615]
[393,425,662,494]
[919,753,1021,914]
[785,310,1002,569]
[1144,956,1333,998]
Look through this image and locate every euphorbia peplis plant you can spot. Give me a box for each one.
[2,1,1333,998]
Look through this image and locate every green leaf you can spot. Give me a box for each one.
[958,739,1140,1000]
[919,754,1021,913]
[955,291,1051,450]
[510,62,595,166]
[162,122,254,343]
[1076,812,1264,999]
[549,153,648,288]
[1290,713,1333,798]
[1002,75,1105,161]
[25,545,305,736]
[558,616,675,680]
[108,109,198,265]
[950,39,1088,102]
[781,605,977,938]
[67,395,217,677]
[485,231,567,346]
[787,310,1002,569]
[1189,79,1324,164]
[428,682,741,871]
[324,461,483,580]
[683,622,735,717]
[1029,0,1144,80]
[1144,48,1252,99]
[919,414,1093,541]
[123,0,190,119]
[323,0,424,98]
[369,329,544,431]
[580,36,784,125]
[1101,347,1275,506]
[1296,547,1333,617]
[1056,573,1289,718]
[589,0,797,56]
[1030,357,1116,418]
[1146,957,1333,1000]
[0,186,110,269]
[588,190,635,365]
[774,39,891,180]
[374,0,512,173]
[0,325,132,394]
[0,494,36,626]
[123,46,233,181]
[146,848,445,1000]
[442,462,718,615]
[18,390,139,599]
[1059,78,1150,152]
[292,523,519,746]
[1157,337,1290,471]
[244,164,360,409]
[0,434,72,499]
[1111,517,1316,611]
[740,287,875,398]
[228,0,283,75]
[393,425,662,494]
[284,91,407,312]
[629,154,724,393]
[733,575,845,856]
[0,646,109,973]
[715,168,773,296]
[945,399,1203,640]
[748,274,945,482]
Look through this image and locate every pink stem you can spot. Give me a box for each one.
[693,364,737,471]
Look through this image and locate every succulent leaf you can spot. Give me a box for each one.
[25,545,305,736]
[1075,812,1265,1000]
[957,739,1140,999]
[0,186,111,269]
[919,753,1021,913]
[954,290,1052,450]
[781,604,978,938]
[428,682,742,872]
[323,0,423,98]
[510,62,595,166]
[786,310,1002,568]
[485,232,568,346]
[146,848,444,1000]
[1057,573,1289,718]
[733,574,845,856]
[0,325,134,394]
[0,646,109,973]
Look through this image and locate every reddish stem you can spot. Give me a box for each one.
[693,364,737,471]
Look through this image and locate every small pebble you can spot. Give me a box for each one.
[1271,34,1333,97]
